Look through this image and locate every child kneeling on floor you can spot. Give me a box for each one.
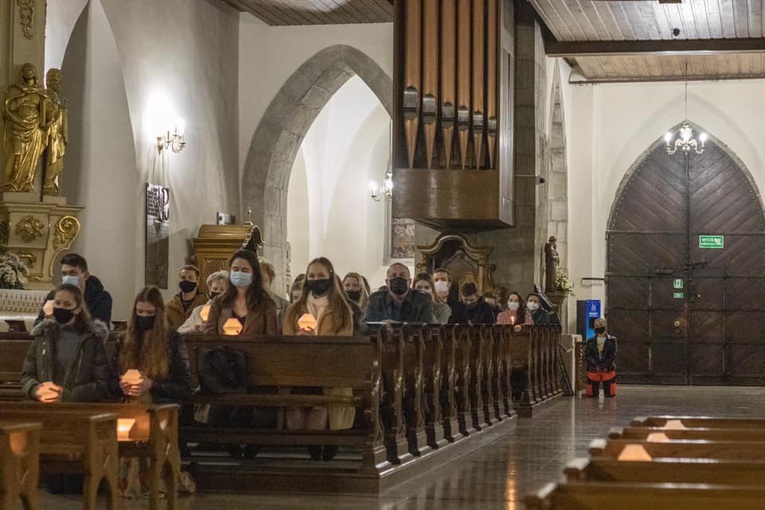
[585,318,616,398]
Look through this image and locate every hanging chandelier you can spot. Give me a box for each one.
[664,61,706,155]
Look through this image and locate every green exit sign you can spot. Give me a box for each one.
[673,292,684,299]
[673,279,683,289]
[699,235,724,249]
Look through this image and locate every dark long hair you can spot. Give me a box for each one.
[507,291,525,321]
[55,283,92,331]
[122,286,170,379]
[220,250,268,310]
[286,257,353,335]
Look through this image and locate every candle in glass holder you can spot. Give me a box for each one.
[223,318,243,335]
[200,305,211,322]
[117,419,136,441]
[297,313,317,333]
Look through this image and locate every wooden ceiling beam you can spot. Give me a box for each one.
[546,37,765,57]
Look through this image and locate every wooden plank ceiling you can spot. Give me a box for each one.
[222,0,393,25]
[529,0,765,82]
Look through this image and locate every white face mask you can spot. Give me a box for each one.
[434,280,450,296]
[418,287,433,295]
[507,301,520,311]
[526,301,540,311]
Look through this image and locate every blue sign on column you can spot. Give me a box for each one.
[576,299,602,341]
[587,300,601,319]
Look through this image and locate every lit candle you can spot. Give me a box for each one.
[223,318,243,336]
[510,315,516,326]
[297,313,317,333]
[200,305,211,322]
[117,419,136,441]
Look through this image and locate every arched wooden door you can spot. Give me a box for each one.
[607,138,765,385]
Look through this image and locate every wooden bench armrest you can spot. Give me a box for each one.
[524,482,558,509]
[631,416,649,426]
[589,438,607,455]
[564,457,590,481]
[608,426,624,439]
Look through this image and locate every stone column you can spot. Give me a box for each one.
[0,0,46,95]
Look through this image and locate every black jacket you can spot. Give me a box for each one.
[362,289,433,326]
[110,333,194,403]
[21,319,112,402]
[450,297,496,325]
[529,308,552,325]
[585,334,617,372]
[35,275,113,326]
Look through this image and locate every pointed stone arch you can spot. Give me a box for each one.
[547,66,568,271]
[241,44,392,291]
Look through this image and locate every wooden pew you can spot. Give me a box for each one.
[181,334,389,472]
[564,455,765,486]
[507,325,563,417]
[632,416,765,429]
[437,325,462,444]
[0,340,28,401]
[421,326,448,449]
[12,403,180,510]
[525,481,765,510]
[0,408,118,510]
[610,425,765,442]
[590,437,765,461]
[0,421,40,510]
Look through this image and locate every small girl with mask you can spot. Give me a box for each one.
[585,317,617,398]
[283,257,355,461]
[22,283,111,403]
[177,270,229,333]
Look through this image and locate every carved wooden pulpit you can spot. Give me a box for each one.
[416,234,496,295]
[191,224,263,286]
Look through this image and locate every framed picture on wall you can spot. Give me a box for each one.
[385,200,415,264]
[145,183,170,289]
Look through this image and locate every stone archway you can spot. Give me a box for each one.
[241,45,392,291]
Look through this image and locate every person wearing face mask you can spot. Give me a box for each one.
[167,265,208,334]
[451,283,496,325]
[585,318,617,398]
[413,273,450,324]
[177,271,229,334]
[35,253,112,327]
[22,283,111,403]
[111,286,196,496]
[524,293,551,325]
[290,274,306,303]
[204,250,277,337]
[283,257,355,461]
[362,263,433,328]
[497,291,525,328]
[260,260,291,333]
[342,272,370,309]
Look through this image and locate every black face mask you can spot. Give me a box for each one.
[209,292,221,300]
[389,277,410,296]
[346,290,361,302]
[306,278,332,296]
[595,327,606,335]
[136,316,156,331]
[53,307,75,325]
[179,280,197,294]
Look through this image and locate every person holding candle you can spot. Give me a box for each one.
[177,270,229,333]
[166,265,208,333]
[204,250,278,337]
[497,291,525,329]
[283,257,355,461]
[22,283,112,403]
[111,286,195,496]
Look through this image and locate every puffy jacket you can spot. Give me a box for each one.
[21,319,112,402]
[585,334,617,372]
[35,275,113,326]
[362,289,434,327]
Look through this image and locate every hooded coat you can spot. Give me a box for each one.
[21,318,112,402]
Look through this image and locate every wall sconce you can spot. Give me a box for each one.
[157,125,186,154]
[369,170,393,202]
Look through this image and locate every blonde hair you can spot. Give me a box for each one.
[122,286,170,380]
[342,272,370,308]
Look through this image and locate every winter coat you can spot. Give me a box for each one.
[167,291,208,333]
[110,333,194,403]
[450,297,496,325]
[35,276,113,326]
[433,300,451,324]
[362,289,434,327]
[204,293,278,337]
[21,319,112,402]
[585,334,617,372]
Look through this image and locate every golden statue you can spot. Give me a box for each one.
[43,68,67,196]
[1,63,50,193]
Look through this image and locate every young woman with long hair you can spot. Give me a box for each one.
[497,291,525,329]
[204,249,277,336]
[283,257,355,461]
[341,272,369,309]
[412,272,450,324]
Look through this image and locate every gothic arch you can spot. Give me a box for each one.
[547,67,568,270]
[241,44,392,288]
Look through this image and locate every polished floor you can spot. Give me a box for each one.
[29,386,765,509]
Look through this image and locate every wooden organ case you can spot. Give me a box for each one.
[392,0,515,230]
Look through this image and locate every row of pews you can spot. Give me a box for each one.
[0,324,563,500]
[527,415,765,509]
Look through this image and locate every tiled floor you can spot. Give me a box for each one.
[29,385,765,509]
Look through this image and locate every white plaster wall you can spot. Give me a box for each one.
[57,0,240,318]
[287,76,390,288]
[238,18,394,182]
[45,0,90,72]
[567,79,765,320]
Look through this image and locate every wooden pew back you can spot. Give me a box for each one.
[590,437,765,461]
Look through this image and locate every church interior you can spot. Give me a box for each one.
[3,0,765,508]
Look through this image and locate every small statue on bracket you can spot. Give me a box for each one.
[544,235,560,293]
